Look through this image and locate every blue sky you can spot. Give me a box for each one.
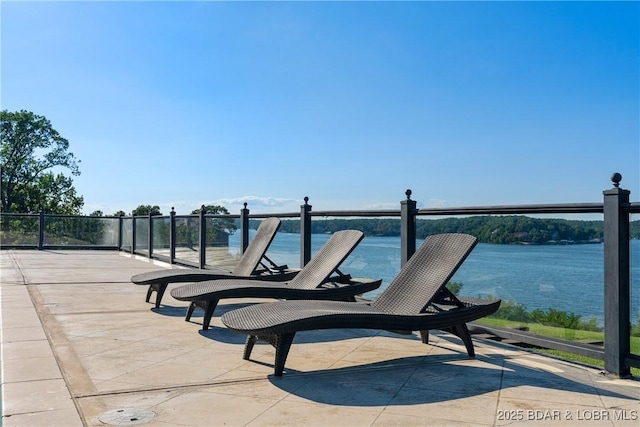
[2,1,638,215]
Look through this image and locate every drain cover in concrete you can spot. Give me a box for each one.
[98,408,155,425]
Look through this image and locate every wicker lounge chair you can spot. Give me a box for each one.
[221,233,501,376]
[131,217,297,308]
[171,229,381,330]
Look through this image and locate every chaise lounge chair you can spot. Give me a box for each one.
[221,233,501,376]
[131,217,297,308]
[170,230,382,330]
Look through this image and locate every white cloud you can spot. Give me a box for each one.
[84,196,450,217]
[82,197,303,216]
[215,196,298,207]
[361,202,400,210]
[214,196,300,213]
[361,198,448,211]
[427,199,448,208]
[165,196,302,215]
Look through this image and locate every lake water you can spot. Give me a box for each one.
[229,232,640,327]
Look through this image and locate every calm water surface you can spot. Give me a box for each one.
[230,232,640,326]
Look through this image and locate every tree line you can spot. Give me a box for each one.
[275,217,640,244]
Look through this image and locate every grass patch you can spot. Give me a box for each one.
[474,318,640,377]
[477,317,604,341]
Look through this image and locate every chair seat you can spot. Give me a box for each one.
[130,217,292,307]
[222,298,501,336]
[171,277,382,302]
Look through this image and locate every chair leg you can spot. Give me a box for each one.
[154,284,168,308]
[145,286,154,303]
[202,299,220,331]
[457,324,475,357]
[419,330,429,344]
[185,302,197,322]
[244,335,257,360]
[444,324,475,357]
[274,333,296,377]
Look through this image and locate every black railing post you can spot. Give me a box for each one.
[240,203,250,253]
[603,172,631,377]
[148,213,153,259]
[300,197,312,267]
[38,210,44,250]
[199,205,206,269]
[118,213,123,251]
[169,207,176,264]
[400,189,417,266]
[132,215,137,254]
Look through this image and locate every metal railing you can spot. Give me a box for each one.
[0,174,638,377]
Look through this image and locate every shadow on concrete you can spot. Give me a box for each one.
[266,351,639,407]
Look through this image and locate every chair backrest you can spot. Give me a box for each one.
[288,230,364,290]
[232,217,281,276]
[371,233,477,315]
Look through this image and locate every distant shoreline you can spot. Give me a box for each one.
[268,216,640,244]
[518,239,603,246]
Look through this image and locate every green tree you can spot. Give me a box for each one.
[191,205,230,216]
[191,204,238,240]
[446,281,463,295]
[1,110,82,214]
[131,205,162,216]
[23,173,84,215]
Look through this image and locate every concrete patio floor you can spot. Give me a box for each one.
[1,250,638,427]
